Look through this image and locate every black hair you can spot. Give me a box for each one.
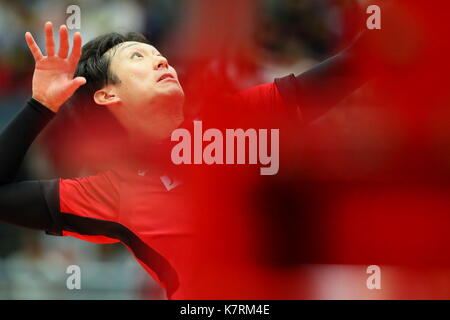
[75,31,150,97]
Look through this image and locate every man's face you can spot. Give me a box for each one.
[105,41,185,141]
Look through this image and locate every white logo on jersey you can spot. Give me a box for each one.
[160,175,181,191]
[137,169,148,176]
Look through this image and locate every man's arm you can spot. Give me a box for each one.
[275,33,371,123]
[0,98,58,231]
[0,22,85,233]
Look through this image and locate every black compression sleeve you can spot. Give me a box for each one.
[275,36,371,123]
[0,98,55,184]
[0,99,61,234]
[0,181,54,231]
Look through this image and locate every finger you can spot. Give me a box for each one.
[24,32,43,61]
[58,25,69,58]
[67,76,87,94]
[69,32,82,67]
[45,21,55,56]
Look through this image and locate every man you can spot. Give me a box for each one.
[0,21,368,299]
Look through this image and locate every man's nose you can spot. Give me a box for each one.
[154,56,169,70]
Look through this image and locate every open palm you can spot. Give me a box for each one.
[25,22,86,112]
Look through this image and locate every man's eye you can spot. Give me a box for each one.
[131,52,143,59]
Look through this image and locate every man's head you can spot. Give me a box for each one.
[75,32,185,142]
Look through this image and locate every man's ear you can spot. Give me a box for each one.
[94,86,121,106]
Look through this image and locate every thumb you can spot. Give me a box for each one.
[73,76,87,89]
[67,76,86,94]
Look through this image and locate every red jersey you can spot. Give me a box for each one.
[50,78,298,299]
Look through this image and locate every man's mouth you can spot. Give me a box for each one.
[157,73,177,83]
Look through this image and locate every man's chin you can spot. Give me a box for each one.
[137,115,184,143]
[158,85,185,101]
[173,113,185,129]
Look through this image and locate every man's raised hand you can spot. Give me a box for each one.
[25,22,86,112]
